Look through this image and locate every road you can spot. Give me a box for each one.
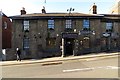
[2,55,119,78]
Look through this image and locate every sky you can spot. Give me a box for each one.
[0,0,119,16]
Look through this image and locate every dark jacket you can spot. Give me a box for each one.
[17,49,21,55]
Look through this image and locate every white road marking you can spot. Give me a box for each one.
[96,66,120,69]
[63,66,120,73]
[97,67,103,69]
[63,68,94,72]
[106,66,120,69]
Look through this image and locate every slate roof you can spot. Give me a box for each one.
[9,13,104,19]
[9,12,120,20]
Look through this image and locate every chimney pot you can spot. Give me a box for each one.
[20,7,26,15]
[42,6,46,13]
[93,3,97,14]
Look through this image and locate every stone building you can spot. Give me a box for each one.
[6,6,120,60]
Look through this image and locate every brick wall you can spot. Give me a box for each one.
[2,16,12,49]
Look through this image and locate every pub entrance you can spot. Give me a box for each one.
[64,38,74,56]
[62,33,78,57]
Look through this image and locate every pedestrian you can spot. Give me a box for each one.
[16,48,21,61]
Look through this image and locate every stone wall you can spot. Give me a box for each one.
[6,18,120,60]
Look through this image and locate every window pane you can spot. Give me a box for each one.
[24,25,29,30]
[24,21,29,25]
[106,22,113,30]
[23,20,29,31]
[83,20,90,28]
[23,38,29,49]
[48,20,54,29]
[66,20,72,29]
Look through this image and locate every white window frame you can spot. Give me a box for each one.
[106,22,113,30]
[83,19,90,29]
[23,20,29,31]
[23,38,29,49]
[48,20,54,30]
[65,20,72,29]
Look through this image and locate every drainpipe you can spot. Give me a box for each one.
[61,38,64,57]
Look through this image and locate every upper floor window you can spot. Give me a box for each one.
[65,20,72,29]
[106,22,113,32]
[48,20,54,30]
[83,19,90,30]
[23,20,29,31]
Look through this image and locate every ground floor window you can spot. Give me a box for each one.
[83,37,90,48]
[46,38,56,48]
[23,38,30,56]
[23,38,29,50]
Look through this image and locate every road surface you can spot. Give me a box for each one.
[2,55,119,78]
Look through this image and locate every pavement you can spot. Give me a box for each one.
[1,52,120,66]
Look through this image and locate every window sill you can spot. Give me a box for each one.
[65,28,73,32]
[48,28,55,31]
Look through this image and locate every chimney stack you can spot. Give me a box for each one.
[20,7,26,15]
[93,3,97,14]
[41,6,46,13]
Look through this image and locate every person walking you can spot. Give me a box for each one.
[16,48,21,61]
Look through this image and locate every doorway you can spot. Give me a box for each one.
[64,38,74,56]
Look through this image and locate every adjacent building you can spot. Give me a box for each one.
[1,12,12,49]
[0,11,12,60]
[0,12,2,60]
[110,1,120,14]
[6,5,120,60]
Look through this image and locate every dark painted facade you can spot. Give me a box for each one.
[5,12,120,60]
[3,5,119,60]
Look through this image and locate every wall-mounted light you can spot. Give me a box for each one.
[79,31,81,35]
[103,33,110,37]
[92,31,95,35]
[38,33,42,38]
[74,29,77,32]
[56,34,59,37]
